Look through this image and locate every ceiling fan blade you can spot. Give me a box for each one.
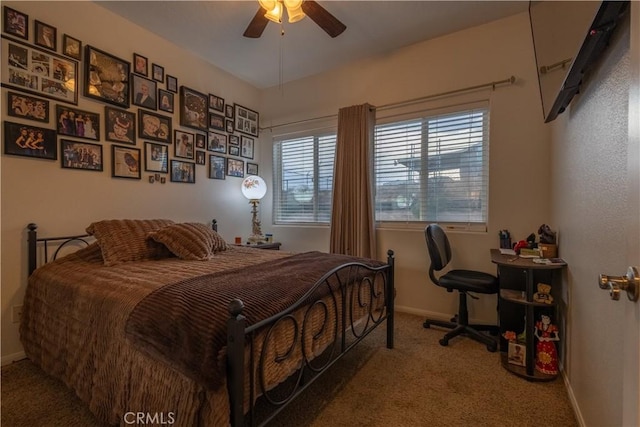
[302,1,346,38]
[243,8,269,38]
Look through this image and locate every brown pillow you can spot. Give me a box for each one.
[147,222,229,261]
[86,219,175,266]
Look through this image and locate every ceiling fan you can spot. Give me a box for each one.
[243,0,347,39]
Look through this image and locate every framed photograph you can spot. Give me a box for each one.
[152,63,164,82]
[2,36,78,105]
[170,159,195,183]
[144,142,168,173]
[85,45,129,108]
[208,112,225,131]
[7,91,49,123]
[226,119,234,134]
[55,105,100,141]
[226,158,245,178]
[207,131,226,153]
[166,74,177,93]
[138,110,171,143]
[34,20,56,51]
[158,89,174,113]
[241,135,254,159]
[507,342,526,367]
[174,129,195,160]
[195,133,206,149]
[105,106,135,144]
[228,145,240,156]
[4,121,56,160]
[3,6,28,40]
[209,155,226,180]
[228,134,239,146]
[234,103,259,137]
[247,162,259,175]
[133,53,148,76]
[196,150,206,165]
[225,104,234,118]
[112,145,141,179]
[62,34,81,60]
[131,74,157,110]
[60,139,103,171]
[209,93,224,112]
[180,86,208,131]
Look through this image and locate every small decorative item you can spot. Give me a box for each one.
[227,158,244,178]
[34,20,57,51]
[241,135,254,159]
[138,110,171,143]
[158,89,174,113]
[7,91,49,123]
[62,34,81,60]
[533,283,554,304]
[209,93,224,112]
[133,53,148,76]
[3,6,28,40]
[534,314,559,375]
[166,75,177,93]
[208,112,225,131]
[105,106,136,144]
[247,162,258,175]
[144,142,168,173]
[209,154,225,180]
[180,86,208,131]
[61,139,103,171]
[507,342,526,367]
[131,74,157,110]
[170,159,195,183]
[55,105,100,140]
[112,145,141,179]
[4,121,57,160]
[152,63,164,82]
[85,45,129,108]
[234,103,259,137]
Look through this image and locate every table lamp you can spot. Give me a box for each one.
[241,175,267,243]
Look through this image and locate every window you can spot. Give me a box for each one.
[273,133,336,224]
[374,105,489,226]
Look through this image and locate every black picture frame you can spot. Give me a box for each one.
[228,134,239,146]
[105,106,136,144]
[85,45,130,108]
[3,6,28,40]
[208,112,225,131]
[228,145,239,156]
[60,139,103,171]
[207,131,226,153]
[133,53,148,76]
[166,75,177,93]
[240,135,254,159]
[62,34,81,60]
[3,121,56,160]
[225,119,234,134]
[196,150,206,165]
[2,36,78,105]
[112,145,141,179]
[195,133,206,149]
[180,86,208,131]
[225,104,234,118]
[234,103,259,137]
[209,93,224,112]
[55,105,100,141]
[131,73,157,110]
[158,89,174,113]
[226,158,245,178]
[152,63,164,82]
[247,162,259,175]
[34,20,56,51]
[174,129,195,160]
[170,159,195,183]
[138,110,172,143]
[144,142,168,173]
[209,154,226,180]
[7,91,49,123]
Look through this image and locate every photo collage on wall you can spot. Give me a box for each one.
[1,4,260,183]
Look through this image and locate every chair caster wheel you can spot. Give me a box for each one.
[487,342,497,352]
[439,338,448,347]
[423,321,431,329]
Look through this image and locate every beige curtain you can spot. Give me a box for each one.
[329,103,376,258]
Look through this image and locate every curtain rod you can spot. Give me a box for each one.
[261,75,516,132]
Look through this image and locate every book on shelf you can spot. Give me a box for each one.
[532,257,567,265]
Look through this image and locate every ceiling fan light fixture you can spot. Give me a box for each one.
[258,0,277,11]
[286,5,305,23]
[263,1,283,23]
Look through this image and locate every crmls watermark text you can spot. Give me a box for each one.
[123,412,175,425]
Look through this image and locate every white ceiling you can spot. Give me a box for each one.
[96,1,529,89]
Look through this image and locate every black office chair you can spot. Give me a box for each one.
[423,224,498,352]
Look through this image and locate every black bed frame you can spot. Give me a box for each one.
[26,221,395,427]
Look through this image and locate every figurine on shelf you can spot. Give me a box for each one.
[533,283,554,304]
[534,314,560,375]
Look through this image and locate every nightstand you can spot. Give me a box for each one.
[236,242,281,250]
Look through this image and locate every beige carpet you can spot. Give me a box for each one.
[1,312,578,426]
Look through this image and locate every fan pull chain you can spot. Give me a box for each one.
[279,23,285,93]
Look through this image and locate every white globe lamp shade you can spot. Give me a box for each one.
[241,175,267,200]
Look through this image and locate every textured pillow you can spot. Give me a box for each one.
[147,222,229,260]
[86,219,175,266]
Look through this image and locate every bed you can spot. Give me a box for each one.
[20,219,395,426]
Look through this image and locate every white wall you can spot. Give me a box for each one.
[1,1,262,361]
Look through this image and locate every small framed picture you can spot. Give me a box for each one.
[241,136,254,159]
[180,86,208,131]
[207,131,227,153]
[195,133,206,149]
[7,91,49,123]
[85,45,129,108]
[133,53,148,76]
[209,155,226,180]
[112,145,141,179]
[196,150,206,165]
[226,119,234,134]
[228,145,240,156]
[62,34,81,60]
[166,75,178,93]
[3,6,28,40]
[234,103,259,137]
[144,142,168,173]
[105,106,136,144]
[170,159,195,183]
[174,129,195,160]
[132,74,157,110]
[228,134,239,146]
[55,105,100,141]
[209,94,224,112]
[34,20,57,51]
[507,342,526,367]
[61,139,103,171]
[138,110,171,143]
[209,112,225,131]
[152,63,164,82]
[158,89,174,113]
[247,162,258,175]
[4,121,57,160]
[225,104,234,118]
[226,158,245,178]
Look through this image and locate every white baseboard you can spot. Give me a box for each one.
[1,351,26,366]
[562,370,585,426]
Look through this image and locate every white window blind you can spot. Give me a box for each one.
[273,133,336,224]
[374,105,490,226]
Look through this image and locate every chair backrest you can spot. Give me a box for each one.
[425,224,452,284]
